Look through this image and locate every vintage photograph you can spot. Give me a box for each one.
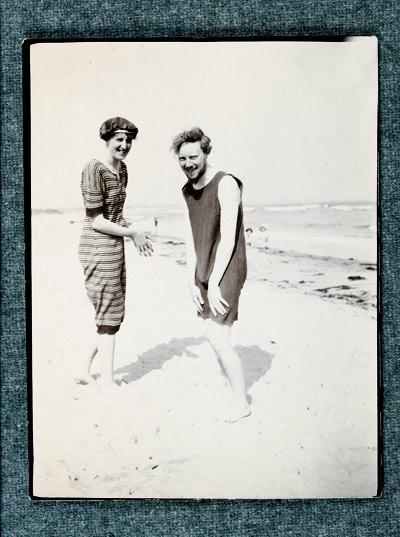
[29,38,378,498]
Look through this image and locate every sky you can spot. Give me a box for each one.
[30,38,377,209]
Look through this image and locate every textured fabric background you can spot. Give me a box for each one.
[1,1,399,535]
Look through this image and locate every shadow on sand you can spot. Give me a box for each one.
[114,337,205,384]
[115,337,275,390]
[235,345,274,392]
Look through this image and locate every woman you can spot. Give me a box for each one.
[77,117,152,388]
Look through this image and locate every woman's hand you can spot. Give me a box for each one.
[131,232,153,256]
[188,281,204,313]
[207,284,229,316]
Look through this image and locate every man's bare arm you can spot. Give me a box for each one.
[209,175,240,286]
[208,175,240,315]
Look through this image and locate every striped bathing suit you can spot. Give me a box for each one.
[78,159,128,334]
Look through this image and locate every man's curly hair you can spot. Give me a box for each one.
[171,127,212,155]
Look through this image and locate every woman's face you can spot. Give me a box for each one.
[106,132,133,161]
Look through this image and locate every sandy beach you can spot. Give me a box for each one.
[31,210,377,499]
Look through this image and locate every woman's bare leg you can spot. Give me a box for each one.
[96,332,116,388]
[74,339,98,385]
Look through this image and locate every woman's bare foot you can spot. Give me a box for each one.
[73,371,100,385]
[73,372,93,385]
[74,345,99,385]
[225,399,251,424]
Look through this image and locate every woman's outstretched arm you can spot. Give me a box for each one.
[91,215,153,256]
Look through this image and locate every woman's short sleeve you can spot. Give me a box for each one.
[81,160,104,215]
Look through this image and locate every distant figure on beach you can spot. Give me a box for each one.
[154,216,159,233]
[172,127,250,423]
[77,117,153,388]
[259,225,268,244]
[245,227,253,246]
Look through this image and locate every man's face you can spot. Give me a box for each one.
[178,141,208,182]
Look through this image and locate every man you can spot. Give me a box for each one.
[172,127,250,423]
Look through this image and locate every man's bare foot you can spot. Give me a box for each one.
[225,400,251,423]
[97,379,127,395]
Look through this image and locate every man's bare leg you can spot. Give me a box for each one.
[205,319,250,422]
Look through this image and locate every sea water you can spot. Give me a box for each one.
[243,203,376,263]
[126,202,376,264]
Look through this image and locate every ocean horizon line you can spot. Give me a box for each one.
[32,200,376,214]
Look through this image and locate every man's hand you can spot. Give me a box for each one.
[131,232,153,256]
[208,284,229,316]
[188,282,204,313]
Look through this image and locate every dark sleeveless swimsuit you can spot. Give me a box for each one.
[182,171,247,325]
